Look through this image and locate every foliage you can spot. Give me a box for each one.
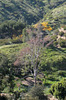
[22,22,53,43]
[11,34,23,44]
[40,48,66,71]
[0,0,65,25]
[53,41,58,47]
[51,34,57,41]
[59,32,64,36]
[8,74,15,93]
[42,3,66,29]
[0,20,25,38]
[57,70,66,77]
[34,22,52,31]
[28,85,47,100]
[0,0,44,24]
[64,27,66,30]
[0,38,12,46]
[0,43,27,57]
[58,39,66,48]
[0,43,66,96]
[0,0,66,97]
[41,22,52,31]
[49,78,66,100]
[0,53,8,75]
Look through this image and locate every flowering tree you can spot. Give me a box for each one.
[14,23,53,86]
[34,22,52,31]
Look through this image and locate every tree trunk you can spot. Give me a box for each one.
[34,68,37,86]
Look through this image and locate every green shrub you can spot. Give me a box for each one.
[40,49,66,70]
[49,78,66,100]
[64,33,66,37]
[59,32,64,36]
[47,75,57,81]
[51,35,57,41]
[58,39,66,48]
[57,70,66,77]
[11,38,23,44]
[28,85,47,100]
[64,27,66,30]
[53,41,58,47]
[0,53,8,74]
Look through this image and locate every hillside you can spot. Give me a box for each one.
[42,3,66,28]
[0,0,66,100]
[0,0,65,24]
[0,42,66,99]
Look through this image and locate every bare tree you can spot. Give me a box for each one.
[14,23,53,86]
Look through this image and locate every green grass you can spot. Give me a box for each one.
[0,43,28,57]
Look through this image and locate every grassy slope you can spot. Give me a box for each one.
[0,43,28,57]
[0,43,66,60]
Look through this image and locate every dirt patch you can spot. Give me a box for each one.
[22,77,34,86]
[48,95,58,100]
[21,76,42,86]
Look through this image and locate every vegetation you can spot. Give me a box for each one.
[0,0,66,100]
[59,32,64,36]
[0,20,26,39]
[58,39,66,48]
[28,85,47,100]
[49,78,66,100]
[0,0,65,25]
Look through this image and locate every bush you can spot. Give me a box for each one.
[53,41,58,47]
[64,27,66,30]
[64,33,66,37]
[57,70,66,77]
[28,85,47,100]
[0,53,8,74]
[47,75,57,81]
[0,20,26,38]
[49,78,66,100]
[58,39,66,48]
[0,96,8,100]
[59,32,64,36]
[11,38,23,44]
